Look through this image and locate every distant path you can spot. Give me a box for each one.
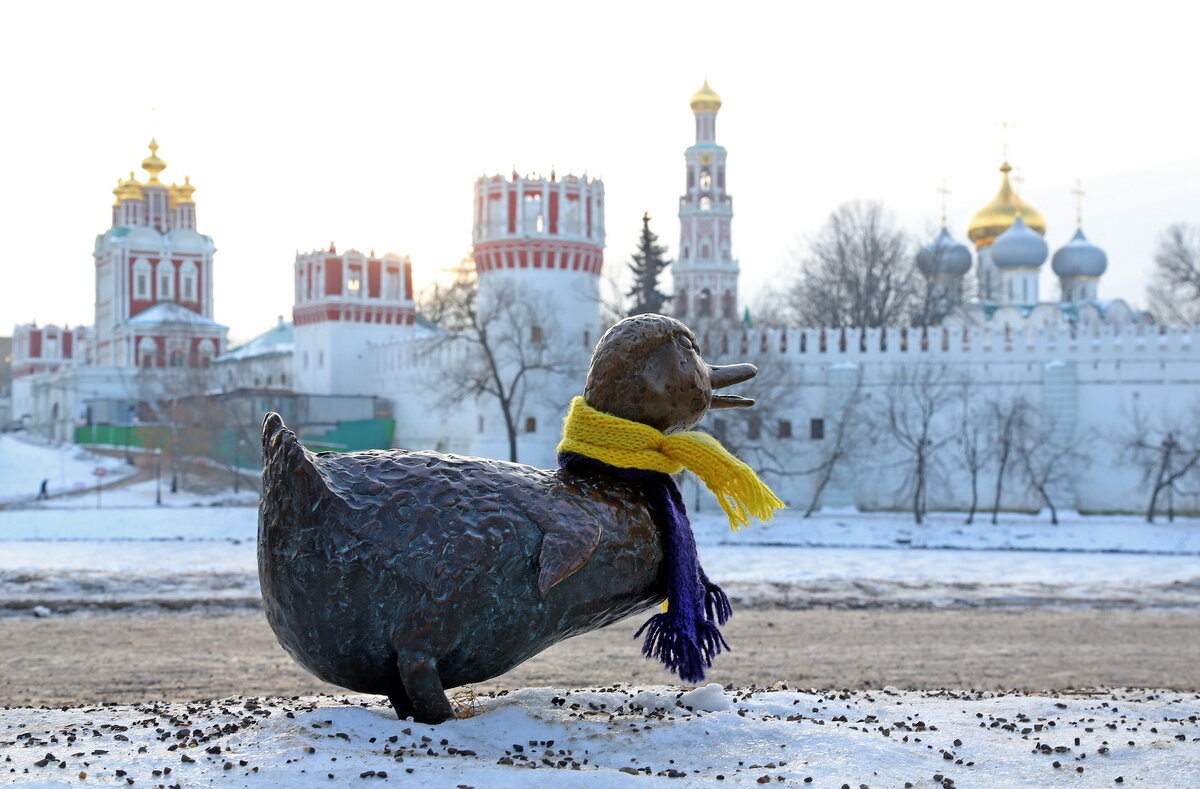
[2,607,1196,707]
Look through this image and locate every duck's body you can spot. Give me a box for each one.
[258,314,759,724]
[259,416,664,722]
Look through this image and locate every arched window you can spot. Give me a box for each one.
[134,258,152,300]
[700,196,712,211]
[699,289,713,318]
[676,289,688,318]
[700,170,711,190]
[169,350,185,367]
[138,336,157,367]
[722,290,736,319]
[196,339,216,369]
[159,264,174,301]
[180,261,198,302]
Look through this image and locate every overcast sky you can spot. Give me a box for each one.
[2,0,1197,344]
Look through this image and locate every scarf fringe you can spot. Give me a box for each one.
[703,577,732,626]
[635,613,730,685]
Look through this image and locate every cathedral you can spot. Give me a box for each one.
[9,141,226,440]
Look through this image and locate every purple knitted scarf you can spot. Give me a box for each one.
[558,451,732,683]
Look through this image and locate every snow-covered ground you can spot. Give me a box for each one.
[2,686,1196,788]
[0,434,136,505]
[1,434,1198,612]
[19,476,259,510]
[1,504,1198,613]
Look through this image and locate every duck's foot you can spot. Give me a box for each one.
[387,685,415,722]
[392,653,455,724]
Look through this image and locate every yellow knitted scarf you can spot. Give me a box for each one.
[557,396,784,530]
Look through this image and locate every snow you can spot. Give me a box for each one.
[124,301,222,326]
[1,687,1196,787]
[691,509,1200,555]
[0,434,135,505]
[2,503,1198,613]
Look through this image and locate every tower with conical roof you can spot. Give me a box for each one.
[967,162,1046,302]
[672,80,739,327]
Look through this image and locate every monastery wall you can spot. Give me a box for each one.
[369,323,1200,516]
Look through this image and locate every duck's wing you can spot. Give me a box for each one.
[519,482,605,597]
[536,518,602,597]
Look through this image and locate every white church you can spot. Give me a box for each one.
[9,86,1199,515]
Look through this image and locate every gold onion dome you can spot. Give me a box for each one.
[170,176,196,205]
[141,138,167,184]
[117,171,144,202]
[690,80,722,112]
[967,162,1046,248]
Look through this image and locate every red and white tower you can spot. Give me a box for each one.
[469,169,605,463]
[472,169,605,349]
[292,244,416,395]
[92,140,226,369]
[672,81,740,327]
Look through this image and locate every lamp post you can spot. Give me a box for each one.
[233,439,244,494]
[155,447,162,506]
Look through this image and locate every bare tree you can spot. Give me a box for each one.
[880,365,959,524]
[1147,223,1200,325]
[788,201,923,328]
[987,394,1031,525]
[1013,405,1091,525]
[422,261,579,463]
[957,380,987,524]
[1120,401,1200,522]
[799,382,868,517]
[700,342,867,517]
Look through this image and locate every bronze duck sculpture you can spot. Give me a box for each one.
[258,314,758,724]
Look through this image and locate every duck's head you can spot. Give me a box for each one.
[583,314,757,434]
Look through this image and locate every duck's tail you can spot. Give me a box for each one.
[260,412,324,535]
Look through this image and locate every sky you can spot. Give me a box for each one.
[1,1,1197,345]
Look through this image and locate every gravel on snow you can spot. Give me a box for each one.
[1,686,1197,788]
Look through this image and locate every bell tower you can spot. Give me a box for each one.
[672,80,739,327]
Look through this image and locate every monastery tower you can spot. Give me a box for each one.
[292,244,416,395]
[672,81,739,326]
[471,169,605,350]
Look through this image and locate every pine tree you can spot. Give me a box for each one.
[626,212,672,316]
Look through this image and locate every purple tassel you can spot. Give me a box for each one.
[558,452,732,682]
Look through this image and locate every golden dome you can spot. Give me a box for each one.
[116,171,144,202]
[141,138,167,184]
[112,178,124,206]
[967,162,1046,248]
[690,80,722,113]
[170,175,196,206]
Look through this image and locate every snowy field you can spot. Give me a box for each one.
[2,686,1197,788]
[2,490,1198,612]
[0,434,136,505]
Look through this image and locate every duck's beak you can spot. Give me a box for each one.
[708,363,757,409]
